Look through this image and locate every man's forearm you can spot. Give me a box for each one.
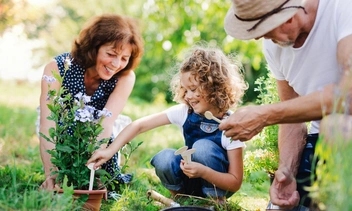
[264,85,334,126]
[278,123,307,176]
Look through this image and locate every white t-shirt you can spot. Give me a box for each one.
[164,104,245,150]
[263,0,352,133]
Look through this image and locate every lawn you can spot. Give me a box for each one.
[0,79,270,211]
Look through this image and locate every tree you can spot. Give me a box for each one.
[0,0,20,35]
[134,0,268,103]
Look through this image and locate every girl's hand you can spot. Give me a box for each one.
[86,148,112,170]
[180,160,206,178]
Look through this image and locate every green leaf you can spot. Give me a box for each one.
[52,70,63,84]
[56,145,74,153]
[62,175,74,197]
[94,127,103,135]
[39,132,53,143]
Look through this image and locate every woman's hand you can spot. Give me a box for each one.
[39,176,59,191]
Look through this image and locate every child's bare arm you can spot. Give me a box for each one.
[87,112,171,169]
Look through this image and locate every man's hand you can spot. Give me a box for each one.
[270,168,300,209]
[219,105,267,141]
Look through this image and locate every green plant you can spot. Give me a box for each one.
[0,164,81,210]
[308,135,350,210]
[0,79,270,210]
[243,72,279,186]
[39,59,112,190]
[308,116,352,210]
[307,63,352,210]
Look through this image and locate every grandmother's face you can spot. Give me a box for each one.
[95,43,132,80]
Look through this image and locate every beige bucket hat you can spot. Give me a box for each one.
[224,0,304,40]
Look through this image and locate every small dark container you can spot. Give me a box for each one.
[160,206,213,211]
[266,201,310,211]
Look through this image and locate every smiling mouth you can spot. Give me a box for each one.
[105,66,116,74]
[189,101,198,108]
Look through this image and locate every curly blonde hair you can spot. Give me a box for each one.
[170,46,248,113]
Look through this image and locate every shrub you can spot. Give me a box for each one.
[243,72,279,186]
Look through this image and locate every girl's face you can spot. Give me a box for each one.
[180,71,218,116]
[95,43,132,80]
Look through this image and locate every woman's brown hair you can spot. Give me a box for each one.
[71,14,144,76]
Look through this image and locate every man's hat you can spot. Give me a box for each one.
[224,0,304,40]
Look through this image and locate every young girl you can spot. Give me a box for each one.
[87,46,248,200]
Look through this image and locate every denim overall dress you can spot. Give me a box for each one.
[151,110,233,198]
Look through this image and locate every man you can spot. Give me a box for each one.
[220,0,352,209]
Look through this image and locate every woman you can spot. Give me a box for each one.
[39,14,144,190]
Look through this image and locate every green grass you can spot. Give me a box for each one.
[0,79,269,211]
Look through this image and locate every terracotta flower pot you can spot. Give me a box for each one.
[59,188,107,211]
[160,206,213,211]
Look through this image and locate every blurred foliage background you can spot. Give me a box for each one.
[2,1,351,210]
[0,0,268,104]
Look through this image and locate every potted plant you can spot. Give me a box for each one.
[40,59,112,210]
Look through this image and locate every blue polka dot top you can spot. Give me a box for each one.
[54,53,118,110]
